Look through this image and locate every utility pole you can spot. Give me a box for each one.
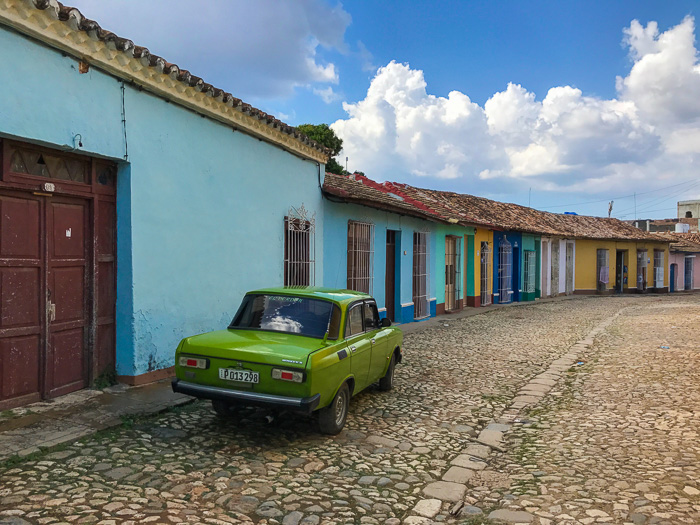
[634,193,637,219]
[345,157,348,173]
[528,187,532,207]
[608,200,614,218]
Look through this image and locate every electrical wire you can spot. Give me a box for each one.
[539,177,700,211]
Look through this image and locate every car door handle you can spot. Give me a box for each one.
[371,339,376,344]
[350,346,357,353]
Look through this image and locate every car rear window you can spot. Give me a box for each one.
[230,294,341,339]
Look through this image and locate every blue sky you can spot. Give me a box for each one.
[68,0,700,219]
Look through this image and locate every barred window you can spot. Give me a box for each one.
[480,242,492,306]
[653,250,664,288]
[284,205,315,286]
[523,250,536,293]
[637,250,648,291]
[597,249,609,292]
[413,232,430,318]
[347,221,374,294]
[498,238,513,303]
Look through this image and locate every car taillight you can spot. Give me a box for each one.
[179,356,207,369]
[272,368,304,383]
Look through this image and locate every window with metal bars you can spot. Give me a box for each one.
[413,231,430,318]
[498,238,513,304]
[565,242,574,294]
[284,205,315,286]
[637,250,648,290]
[480,242,492,306]
[596,249,609,292]
[444,236,462,311]
[523,250,536,293]
[653,250,664,288]
[685,256,694,290]
[347,221,374,294]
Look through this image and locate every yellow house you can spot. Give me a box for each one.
[575,239,669,294]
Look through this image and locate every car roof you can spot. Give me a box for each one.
[246,286,372,306]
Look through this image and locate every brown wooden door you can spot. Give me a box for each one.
[0,192,44,407]
[0,191,89,407]
[46,197,88,397]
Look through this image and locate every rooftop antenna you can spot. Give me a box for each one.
[608,200,614,218]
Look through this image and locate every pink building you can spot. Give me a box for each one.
[663,233,700,292]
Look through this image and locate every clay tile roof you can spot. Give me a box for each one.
[323,172,455,224]
[24,0,330,158]
[654,232,700,252]
[325,173,670,243]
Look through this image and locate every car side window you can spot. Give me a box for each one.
[345,304,364,337]
[363,301,379,331]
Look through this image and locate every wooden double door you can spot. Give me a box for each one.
[0,191,92,407]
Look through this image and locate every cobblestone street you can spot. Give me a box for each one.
[1,296,698,525]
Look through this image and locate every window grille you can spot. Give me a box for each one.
[347,221,374,294]
[413,232,430,319]
[444,236,461,310]
[284,205,315,286]
[637,250,648,291]
[596,249,609,292]
[685,256,694,290]
[550,242,560,294]
[523,250,536,293]
[498,238,513,304]
[653,250,664,288]
[565,242,574,294]
[480,242,492,306]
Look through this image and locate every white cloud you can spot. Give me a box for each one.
[313,86,341,104]
[66,0,350,100]
[332,17,700,197]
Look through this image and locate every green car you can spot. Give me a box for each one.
[171,287,403,434]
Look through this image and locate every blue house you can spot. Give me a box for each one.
[322,173,441,324]
[0,1,329,409]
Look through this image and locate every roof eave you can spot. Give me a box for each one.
[0,0,329,164]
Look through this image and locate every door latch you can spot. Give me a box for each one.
[350,346,357,353]
[48,302,56,322]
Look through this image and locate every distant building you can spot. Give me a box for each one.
[630,218,699,233]
[678,200,700,219]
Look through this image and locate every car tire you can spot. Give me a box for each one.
[378,353,396,391]
[211,399,234,417]
[318,382,350,435]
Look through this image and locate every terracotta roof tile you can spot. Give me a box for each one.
[655,232,700,252]
[24,0,330,157]
[324,173,670,243]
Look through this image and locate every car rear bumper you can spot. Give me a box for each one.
[171,379,321,413]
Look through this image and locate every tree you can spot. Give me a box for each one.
[297,123,345,174]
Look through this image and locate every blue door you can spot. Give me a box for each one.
[670,263,676,293]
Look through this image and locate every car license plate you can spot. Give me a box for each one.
[219,368,259,383]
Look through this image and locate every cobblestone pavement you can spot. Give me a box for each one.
[486,295,700,524]
[0,296,696,525]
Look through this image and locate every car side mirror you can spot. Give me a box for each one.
[380,318,392,327]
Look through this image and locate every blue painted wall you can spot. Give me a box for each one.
[323,201,437,324]
[1,27,325,376]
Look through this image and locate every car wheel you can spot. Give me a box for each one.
[378,353,396,391]
[319,382,350,435]
[211,399,234,417]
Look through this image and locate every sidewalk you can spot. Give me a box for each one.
[0,294,592,462]
[0,380,190,461]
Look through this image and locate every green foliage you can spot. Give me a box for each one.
[297,123,346,175]
[93,367,117,389]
